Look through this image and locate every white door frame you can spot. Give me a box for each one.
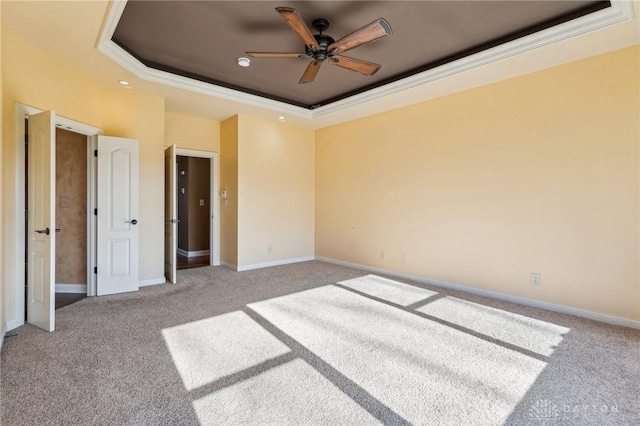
[10,103,102,330]
[175,148,220,266]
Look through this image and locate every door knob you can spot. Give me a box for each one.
[126,219,138,225]
[35,228,50,235]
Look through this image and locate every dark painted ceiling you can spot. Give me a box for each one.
[113,1,609,109]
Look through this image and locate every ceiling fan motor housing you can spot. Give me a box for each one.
[306,18,335,62]
[307,34,335,61]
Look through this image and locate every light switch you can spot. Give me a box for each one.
[199,199,205,206]
[181,188,185,195]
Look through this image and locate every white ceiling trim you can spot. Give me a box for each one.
[97,1,634,122]
[313,1,634,118]
[96,0,312,119]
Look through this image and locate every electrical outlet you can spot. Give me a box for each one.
[531,273,541,285]
[268,245,272,253]
[380,250,386,259]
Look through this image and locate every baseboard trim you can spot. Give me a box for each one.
[177,248,210,258]
[55,284,87,294]
[5,319,24,332]
[1,322,6,352]
[220,262,238,271]
[139,277,166,287]
[237,256,315,272]
[315,256,640,330]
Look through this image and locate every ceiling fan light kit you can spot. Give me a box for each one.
[246,7,392,84]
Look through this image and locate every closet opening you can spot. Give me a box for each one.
[176,155,211,270]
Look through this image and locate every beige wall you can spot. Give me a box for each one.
[165,111,220,152]
[220,116,238,266]
[316,45,640,321]
[2,34,165,325]
[55,128,87,285]
[219,114,315,269]
[237,114,314,268]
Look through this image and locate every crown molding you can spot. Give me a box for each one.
[96,1,312,119]
[312,1,635,118]
[97,1,634,122]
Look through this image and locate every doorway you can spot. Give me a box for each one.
[164,147,220,283]
[23,122,90,320]
[11,104,141,333]
[176,155,211,270]
[52,127,89,307]
[14,105,101,331]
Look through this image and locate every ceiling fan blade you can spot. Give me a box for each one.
[328,18,392,55]
[276,7,318,51]
[330,55,381,76]
[299,61,322,84]
[246,52,307,58]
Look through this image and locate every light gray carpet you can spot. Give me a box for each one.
[1,261,639,425]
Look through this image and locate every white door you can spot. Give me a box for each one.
[164,144,177,283]
[96,136,140,296]
[27,111,56,332]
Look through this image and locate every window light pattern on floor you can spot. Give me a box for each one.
[162,274,571,425]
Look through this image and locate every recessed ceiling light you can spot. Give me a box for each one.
[237,57,251,68]
[119,80,129,85]
[278,115,286,122]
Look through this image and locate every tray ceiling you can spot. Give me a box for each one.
[112,1,609,110]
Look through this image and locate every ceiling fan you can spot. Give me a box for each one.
[246,7,392,84]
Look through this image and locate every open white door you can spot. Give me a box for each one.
[96,136,140,296]
[164,144,177,283]
[27,111,56,332]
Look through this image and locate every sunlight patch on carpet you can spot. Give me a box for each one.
[417,296,570,356]
[248,285,547,425]
[338,274,438,306]
[192,358,381,425]
[162,311,290,391]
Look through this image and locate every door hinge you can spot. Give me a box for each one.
[94,149,98,157]
[94,208,98,216]
[94,267,97,274]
